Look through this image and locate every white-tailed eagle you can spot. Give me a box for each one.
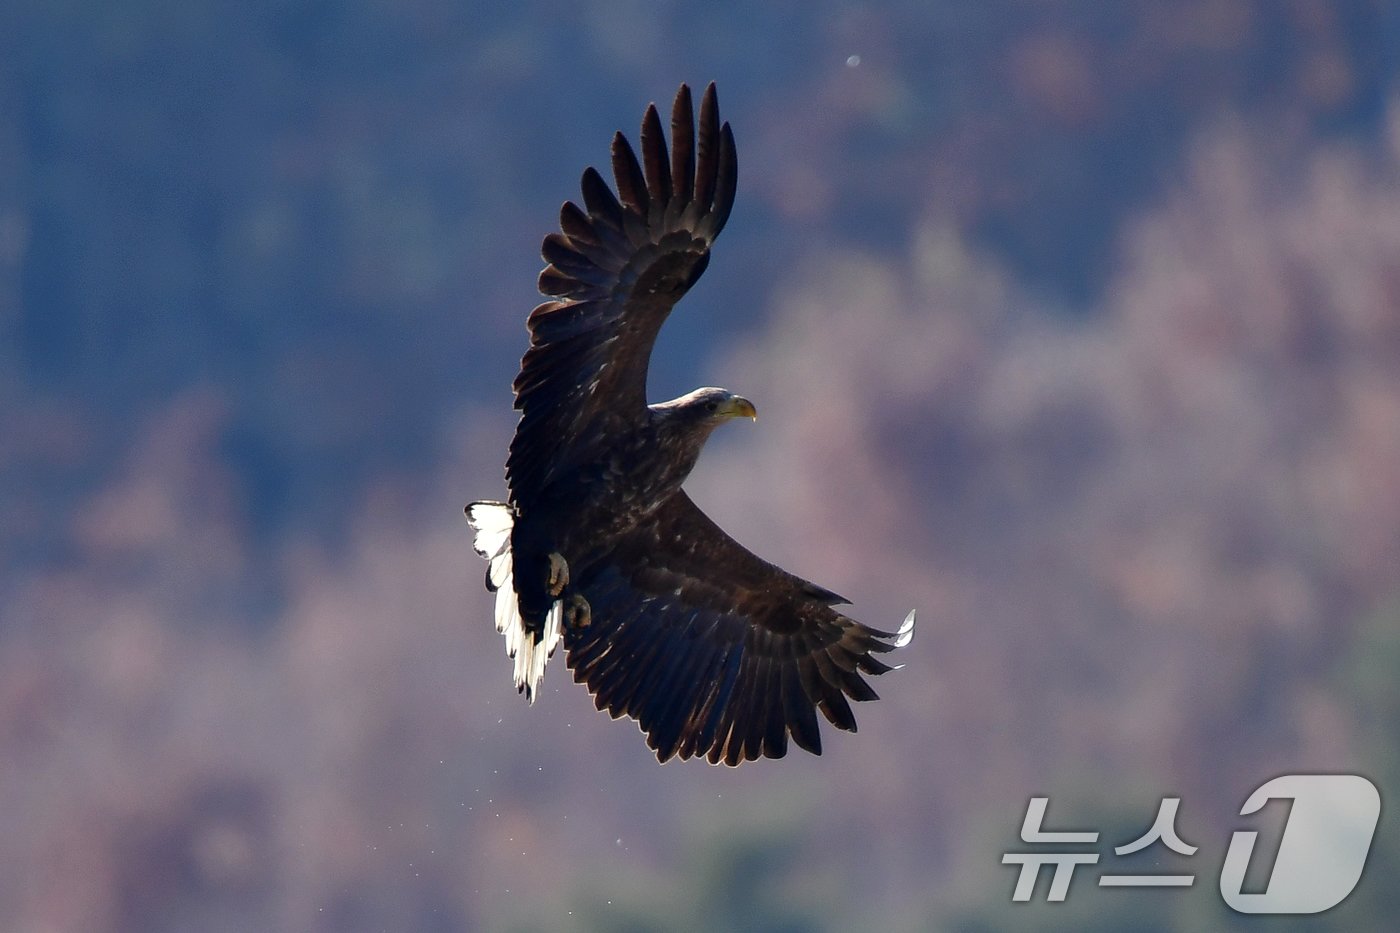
[468,83,914,765]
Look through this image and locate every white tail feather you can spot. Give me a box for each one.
[466,501,561,703]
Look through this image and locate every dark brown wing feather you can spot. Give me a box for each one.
[506,84,738,507]
[566,491,907,765]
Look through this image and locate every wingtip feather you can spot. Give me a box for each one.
[894,609,916,648]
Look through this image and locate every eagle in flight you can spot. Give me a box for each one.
[467,83,914,765]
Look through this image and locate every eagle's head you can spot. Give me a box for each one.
[667,386,757,426]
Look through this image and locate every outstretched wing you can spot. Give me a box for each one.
[566,491,915,765]
[507,84,737,508]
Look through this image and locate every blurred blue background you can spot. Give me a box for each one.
[3,1,1399,930]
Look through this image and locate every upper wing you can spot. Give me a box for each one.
[566,491,915,765]
[507,84,738,507]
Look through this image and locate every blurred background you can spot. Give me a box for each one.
[3,1,1399,930]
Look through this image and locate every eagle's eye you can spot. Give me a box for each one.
[704,400,719,413]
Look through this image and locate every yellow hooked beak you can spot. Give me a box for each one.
[722,395,757,421]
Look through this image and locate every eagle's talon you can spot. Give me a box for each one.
[546,551,570,596]
[565,593,592,630]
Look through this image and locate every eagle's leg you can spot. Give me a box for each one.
[564,592,592,630]
[546,551,570,596]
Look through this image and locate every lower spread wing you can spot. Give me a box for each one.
[506,84,737,508]
[565,491,915,765]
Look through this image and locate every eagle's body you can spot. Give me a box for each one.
[506,389,730,626]
[468,84,913,766]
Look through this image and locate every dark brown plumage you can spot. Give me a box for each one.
[467,83,914,765]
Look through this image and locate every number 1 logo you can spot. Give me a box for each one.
[1219,774,1381,914]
